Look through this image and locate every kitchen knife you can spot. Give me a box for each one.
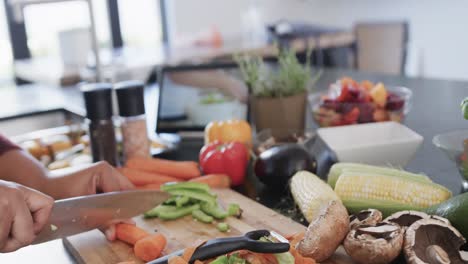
[33,190,169,245]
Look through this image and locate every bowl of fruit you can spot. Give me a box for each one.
[309,77,412,127]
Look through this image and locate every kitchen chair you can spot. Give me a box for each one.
[354,21,409,75]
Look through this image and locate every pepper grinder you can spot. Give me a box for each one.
[115,80,150,161]
[81,83,119,166]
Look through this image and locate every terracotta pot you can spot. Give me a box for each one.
[251,92,307,138]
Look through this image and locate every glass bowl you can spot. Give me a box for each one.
[433,130,468,192]
[309,85,413,127]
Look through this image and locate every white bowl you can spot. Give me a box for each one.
[317,121,423,167]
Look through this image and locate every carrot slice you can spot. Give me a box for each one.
[189,174,231,188]
[182,246,197,262]
[126,157,200,180]
[134,233,167,262]
[119,167,180,185]
[115,224,149,245]
[136,183,162,190]
[168,256,188,264]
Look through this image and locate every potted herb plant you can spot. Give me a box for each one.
[235,49,319,137]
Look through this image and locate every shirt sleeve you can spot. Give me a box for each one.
[0,134,20,157]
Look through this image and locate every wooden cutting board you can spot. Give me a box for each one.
[63,189,354,264]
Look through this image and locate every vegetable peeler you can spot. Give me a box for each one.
[147,230,290,264]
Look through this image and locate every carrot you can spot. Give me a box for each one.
[126,157,201,180]
[136,183,162,190]
[182,246,197,262]
[189,174,231,188]
[116,262,136,264]
[134,233,167,262]
[119,167,180,185]
[194,260,204,264]
[115,224,149,245]
[288,232,305,248]
[168,256,188,264]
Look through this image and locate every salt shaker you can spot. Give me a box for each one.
[115,80,150,161]
[81,83,119,166]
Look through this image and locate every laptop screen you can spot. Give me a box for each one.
[156,65,249,133]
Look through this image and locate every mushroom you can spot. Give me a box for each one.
[385,211,452,229]
[404,219,467,264]
[343,222,404,264]
[296,200,349,262]
[349,209,383,229]
[384,211,430,228]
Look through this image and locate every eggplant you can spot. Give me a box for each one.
[254,144,316,189]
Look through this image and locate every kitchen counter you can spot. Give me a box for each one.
[1,68,468,263]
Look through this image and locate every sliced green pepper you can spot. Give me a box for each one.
[201,202,228,219]
[144,204,178,218]
[162,196,177,205]
[227,203,242,218]
[166,189,216,205]
[192,209,214,223]
[175,196,190,208]
[161,182,211,193]
[158,204,200,221]
[216,222,230,232]
[210,255,228,264]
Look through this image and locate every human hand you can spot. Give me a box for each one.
[0,180,53,252]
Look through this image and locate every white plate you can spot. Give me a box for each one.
[317,121,423,167]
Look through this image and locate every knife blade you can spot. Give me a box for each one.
[33,190,169,244]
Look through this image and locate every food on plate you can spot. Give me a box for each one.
[204,120,252,148]
[216,222,230,232]
[20,139,48,159]
[426,192,468,239]
[118,167,180,186]
[403,219,466,264]
[312,77,409,127]
[327,162,432,188]
[290,171,340,223]
[42,134,73,154]
[47,159,71,170]
[349,209,383,229]
[144,182,241,225]
[343,222,404,264]
[134,233,167,262]
[333,171,452,216]
[199,141,248,186]
[126,157,201,180]
[289,171,348,261]
[116,224,150,245]
[255,145,316,189]
[188,174,231,189]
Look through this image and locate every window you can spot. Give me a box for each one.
[118,0,162,48]
[0,1,13,84]
[23,0,111,58]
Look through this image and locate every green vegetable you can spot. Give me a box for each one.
[161,182,211,193]
[192,209,214,223]
[166,189,216,205]
[145,204,200,220]
[425,192,468,239]
[227,253,245,264]
[201,202,228,219]
[227,203,242,218]
[461,97,468,119]
[175,196,190,208]
[163,196,177,205]
[216,222,230,232]
[200,93,229,105]
[274,251,295,264]
[210,255,229,264]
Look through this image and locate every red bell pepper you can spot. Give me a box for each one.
[199,141,248,186]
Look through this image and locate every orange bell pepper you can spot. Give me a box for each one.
[204,120,252,148]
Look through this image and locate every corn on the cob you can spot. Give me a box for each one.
[328,162,432,188]
[335,172,452,217]
[290,171,341,222]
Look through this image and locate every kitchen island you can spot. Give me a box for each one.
[1,68,467,263]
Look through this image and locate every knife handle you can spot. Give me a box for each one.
[148,230,290,264]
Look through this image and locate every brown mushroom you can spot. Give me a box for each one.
[404,219,467,264]
[349,209,383,229]
[384,211,430,228]
[343,222,404,264]
[296,200,349,262]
